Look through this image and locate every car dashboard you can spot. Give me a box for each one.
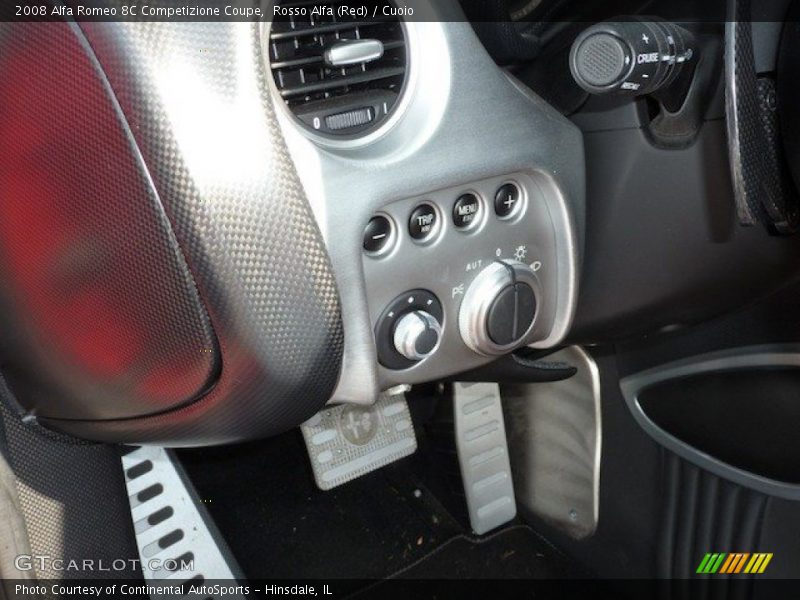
[0,0,797,448]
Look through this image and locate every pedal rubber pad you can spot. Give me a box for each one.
[453,382,517,534]
[301,392,417,490]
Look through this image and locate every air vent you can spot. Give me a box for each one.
[269,1,408,136]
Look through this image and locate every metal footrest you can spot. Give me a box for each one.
[122,446,243,598]
[453,382,517,535]
[301,392,417,490]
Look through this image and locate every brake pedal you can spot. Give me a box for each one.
[453,382,517,535]
[301,392,417,490]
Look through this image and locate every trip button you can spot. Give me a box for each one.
[453,193,481,229]
[363,215,393,254]
[494,183,521,218]
[409,203,438,240]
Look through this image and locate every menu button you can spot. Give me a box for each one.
[453,193,481,229]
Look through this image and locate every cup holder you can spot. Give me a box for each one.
[621,345,800,499]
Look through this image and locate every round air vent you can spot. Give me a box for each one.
[268,1,408,137]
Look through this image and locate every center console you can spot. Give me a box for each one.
[270,12,584,403]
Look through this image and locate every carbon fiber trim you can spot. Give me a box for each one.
[725,3,799,233]
[756,77,799,231]
[0,22,218,421]
[6,22,344,444]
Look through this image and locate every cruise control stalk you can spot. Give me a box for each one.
[570,18,698,112]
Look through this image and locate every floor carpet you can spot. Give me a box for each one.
[177,428,583,582]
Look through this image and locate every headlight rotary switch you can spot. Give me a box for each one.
[459,260,540,356]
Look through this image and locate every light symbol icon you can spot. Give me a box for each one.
[513,245,528,261]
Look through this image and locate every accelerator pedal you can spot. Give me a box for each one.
[453,382,517,535]
[301,391,417,490]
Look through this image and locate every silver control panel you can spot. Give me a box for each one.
[362,171,568,388]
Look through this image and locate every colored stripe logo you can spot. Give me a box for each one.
[696,553,773,574]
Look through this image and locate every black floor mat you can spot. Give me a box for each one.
[178,430,463,579]
[178,429,583,581]
[391,526,580,579]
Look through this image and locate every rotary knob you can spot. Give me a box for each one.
[393,310,442,361]
[459,260,540,356]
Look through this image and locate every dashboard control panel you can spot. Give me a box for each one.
[362,172,566,387]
